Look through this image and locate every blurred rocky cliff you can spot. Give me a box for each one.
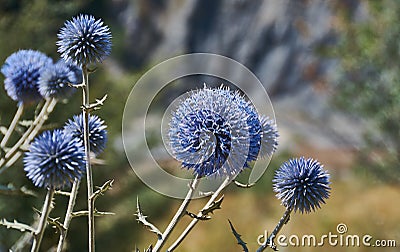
[112,0,364,171]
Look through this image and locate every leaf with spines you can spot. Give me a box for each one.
[135,197,162,239]
[91,179,114,202]
[48,217,66,234]
[201,195,224,216]
[228,220,248,252]
[0,219,35,233]
[186,211,211,221]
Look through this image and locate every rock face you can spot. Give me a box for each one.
[115,0,364,167]
[117,0,337,95]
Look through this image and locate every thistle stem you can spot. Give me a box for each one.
[82,65,95,252]
[0,98,57,174]
[167,176,231,252]
[56,178,81,252]
[31,188,55,252]
[0,104,24,149]
[152,175,200,252]
[256,207,292,252]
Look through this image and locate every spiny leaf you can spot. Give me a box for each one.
[82,94,107,111]
[48,217,66,234]
[228,219,248,252]
[135,197,162,239]
[0,219,35,233]
[90,179,114,202]
[185,210,211,221]
[201,195,224,215]
[71,209,115,218]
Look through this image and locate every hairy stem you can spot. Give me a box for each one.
[152,175,200,252]
[167,177,230,252]
[56,179,81,252]
[256,207,292,252]
[0,104,24,149]
[82,65,95,252]
[0,98,57,174]
[31,188,55,252]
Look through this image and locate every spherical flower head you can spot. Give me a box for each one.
[57,14,112,66]
[1,50,52,104]
[38,59,77,99]
[233,96,279,166]
[273,157,331,214]
[169,85,277,177]
[24,130,86,189]
[259,116,279,158]
[62,59,83,84]
[64,114,107,156]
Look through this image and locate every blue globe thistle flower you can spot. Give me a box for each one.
[38,59,77,99]
[64,114,107,156]
[57,14,112,66]
[24,130,86,189]
[273,157,331,213]
[259,116,279,158]
[233,96,279,166]
[1,50,52,104]
[62,59,83,85]
[169,85,278,177]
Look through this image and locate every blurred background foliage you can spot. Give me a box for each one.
[0,0,399,251]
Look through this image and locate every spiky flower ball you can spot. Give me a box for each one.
[64,114,107,156]
[38,59,77,99]
[169,85,278,177]
[273,157,331,213]
[24,130,86,189]
[63,59,83,84]
[1,50,52,104]
[57,14,112,66]
[233,95,278,165]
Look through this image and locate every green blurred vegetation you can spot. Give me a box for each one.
[333,0,400,184]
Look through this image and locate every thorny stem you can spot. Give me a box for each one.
[0,98,57,174]
[256,207,293,252]
[31,188,55,252]
[167,176,231,252]
[82,65,95,252]
[56,179,81,252]
[0,104,24,149]
[152,175,200,252]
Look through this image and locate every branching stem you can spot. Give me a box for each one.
[82,65,95,252]
[152,175,200,252]
[167,176,230,252]
[0,104,24,149]
[31,188,55,252]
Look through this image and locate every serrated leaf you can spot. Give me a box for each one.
[201,195,224,215]
[186,210,211,221]
[90,179,114,202]
[0,219,35,233]
[135,197,162,239]
[48,217,66,234]
[228,220,248,252]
